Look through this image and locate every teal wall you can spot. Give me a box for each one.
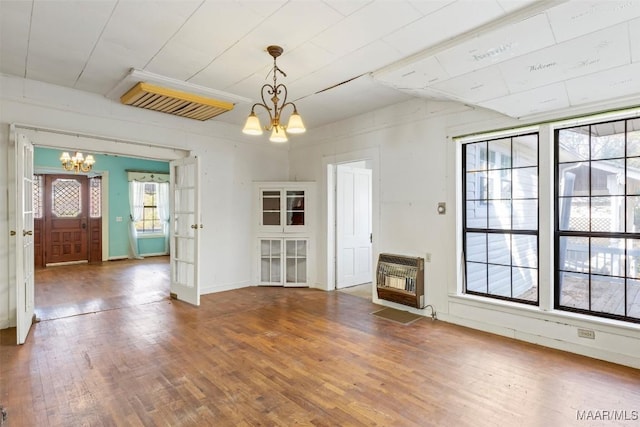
[34,147,170,259]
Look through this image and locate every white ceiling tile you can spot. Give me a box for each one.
[565,62,640,106]
[496,0,540,13]
[322,0,371,16]
[382,0,507,57]
[546,0,640,43]
[499,25,631,93]
[430,66,510,103]
[234,0,288,18]
[145,1,269,81]
[26,1,116,86]
[435,13,555,77]
[631,18,640,63]
[479,82,569,117]
[0,1,32,76]
[406,0,457,16]
[373,56,450,90]
[312,1,421,56]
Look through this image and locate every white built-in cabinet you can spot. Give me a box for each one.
[254,182,314,287]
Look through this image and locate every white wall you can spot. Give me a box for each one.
[0,75,289,329]
[289,97,640,369]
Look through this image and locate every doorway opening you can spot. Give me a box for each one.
[31,145,173,321]
[326,150,378,299]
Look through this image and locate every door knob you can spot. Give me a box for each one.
[23,230,33,236]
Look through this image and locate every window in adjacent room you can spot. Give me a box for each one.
[463,132,539,304]
[135,182,162,233]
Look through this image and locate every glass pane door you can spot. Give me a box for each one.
[262,190,281,226]
[260,239,282,285]
[285,239,307,286]
[286,190,305,226]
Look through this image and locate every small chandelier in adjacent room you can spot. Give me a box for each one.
[60,151,96,173]
[242,45,306,143]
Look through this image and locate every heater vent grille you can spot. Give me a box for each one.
[120,82,234,121]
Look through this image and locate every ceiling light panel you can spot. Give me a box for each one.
[434,13,555,78]
[479,82,569,117]
[498,25,630,93]
[545,0,640,43]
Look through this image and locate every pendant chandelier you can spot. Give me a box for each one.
[242,45,306,143]
[60,151,95,173]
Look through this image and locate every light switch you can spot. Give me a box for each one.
[116,216,123,222]
[437,202,446,215]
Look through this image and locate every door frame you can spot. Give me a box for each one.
[323,148,380,292]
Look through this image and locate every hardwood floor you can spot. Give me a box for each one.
[34,257,170,321]
[1,261,639,426]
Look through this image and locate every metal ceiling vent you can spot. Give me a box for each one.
[120,82,234,121]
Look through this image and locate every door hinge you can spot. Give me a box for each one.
[10,230,16,236]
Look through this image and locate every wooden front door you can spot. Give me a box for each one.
[44,175,89,265]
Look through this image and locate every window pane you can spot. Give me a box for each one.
[466,141,487,172]
[487,169,511,199]
[591,121,625,160]
[591,196,624,232]
[466,262,487,293]
[558,162,587,197]
[590,237,624,277]
[591,159,624,195]
[627,239,640,279]
[513,267,537,301]
[559,272,589,310]
[627,279,640,318]
[487,138,511,169]
[488,234,510,265]
[512,199,537,230]
[488,264,511,297]
[627,196,640,232]
[466,171,487,200]
[627,118,640,156]
[512,235,537,268]
[488,200,511,229]
[558,126,589,163]
[558,197,589,231]
[512,167,537,199]
[466,200,487,228]
[558,236,589,273]
[591,276,625,316]
[513,134,537,167]
[465,232,487,262]
[626,157,640,195]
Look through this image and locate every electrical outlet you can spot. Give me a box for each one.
[116,216,123,222]
[577,328,595,339]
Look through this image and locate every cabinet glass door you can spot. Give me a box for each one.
[260,239,282,285]
[285,239,307,286]
[262,190,281,226]
[286,190,305,226]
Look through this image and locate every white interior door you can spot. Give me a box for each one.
[14,132,36,344]
[169,156,200,306]
[336,164,372,289]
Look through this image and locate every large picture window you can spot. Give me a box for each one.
[463,133,539,304]
[556,118,640,322]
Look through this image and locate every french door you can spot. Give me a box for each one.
[11,131,35,344]
[169,156,201,306]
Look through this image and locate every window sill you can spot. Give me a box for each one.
[448,293,640,335]
[136,233,165,239]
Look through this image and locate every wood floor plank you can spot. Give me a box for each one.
[1,260,639,426]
